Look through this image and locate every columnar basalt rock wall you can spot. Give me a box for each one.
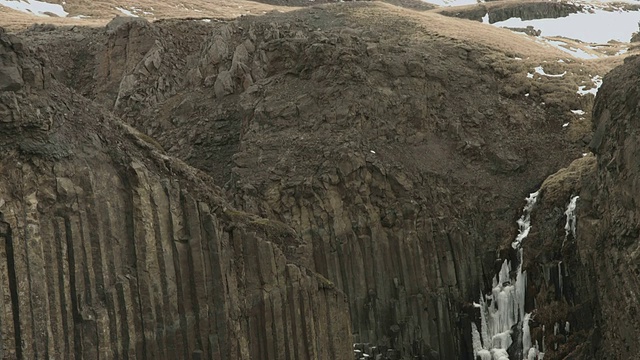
[0,160,351,360]
[0,27,351,360]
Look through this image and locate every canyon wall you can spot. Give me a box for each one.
[499,55,640,359]
[13,3,599,358]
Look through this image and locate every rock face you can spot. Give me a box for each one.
[9,3,598,359]
[581,55,640,358]
[0,26,351,360]
[494,55,640,359]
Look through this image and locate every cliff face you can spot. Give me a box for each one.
[21,4,594,359]
[10,3,604,358]
[573,54,640,357]
[0,27,350,360]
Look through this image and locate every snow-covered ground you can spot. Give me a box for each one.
[492,7,640,44]
[0,0,68,17]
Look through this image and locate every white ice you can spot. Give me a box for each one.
[473,190,545,359]
[522,313,532,357]
[512,191,539,249]
[472,322,485,356]
[571,110,585,115]
[492,8,640,44]
[0,0,67,17]
[564,196,579,237]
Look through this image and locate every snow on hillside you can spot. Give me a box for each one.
[0,0,68,17]
[492,6,640,44]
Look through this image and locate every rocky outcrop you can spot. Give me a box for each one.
[440,1,581,24]
[0,27,351,360]
[573,54,640,358]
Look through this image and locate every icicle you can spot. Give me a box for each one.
[564,196,579,238]
[477,350,492,360]
[480,293,490,349]
[522,313,532,358]
[565,321,570,334]
[472,323,484,358]
[491,348,510,360]
[516,249,527,320]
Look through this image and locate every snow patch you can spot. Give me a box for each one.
[616,48,629,56]
[546,40,599,60]
[577,75,603,96]
[534,66,566,78]
[115,6,137,17]
[492,8,640,44]
[0,0,68,17]
[571,109,585,115]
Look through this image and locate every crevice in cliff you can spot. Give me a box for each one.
[1,219,22,360]
[63,217,82,359]
[123,175,149,360]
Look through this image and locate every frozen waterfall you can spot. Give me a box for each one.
[564,196,579,238]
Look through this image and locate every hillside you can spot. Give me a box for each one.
[0,0,638,359]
